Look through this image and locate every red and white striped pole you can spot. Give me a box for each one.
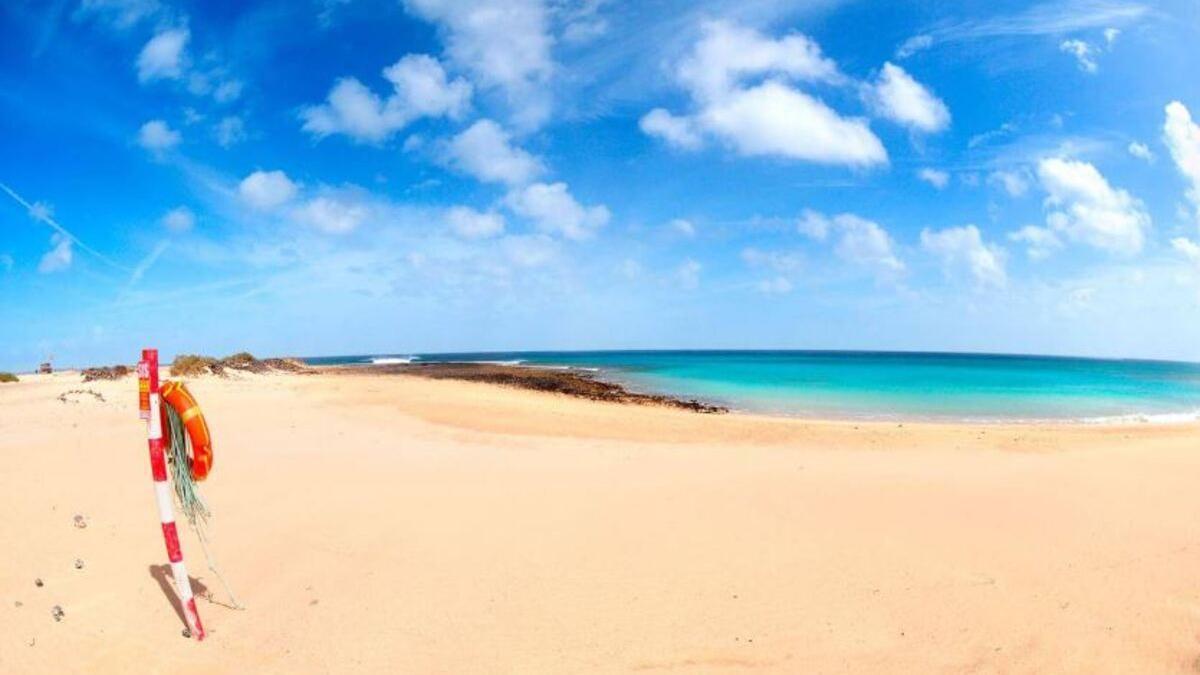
[139,348,206,641]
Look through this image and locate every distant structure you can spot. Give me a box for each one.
[38,360,52,374]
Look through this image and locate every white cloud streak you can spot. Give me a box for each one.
[0,182,127,271]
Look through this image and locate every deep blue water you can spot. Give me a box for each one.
[303,350,1200,422]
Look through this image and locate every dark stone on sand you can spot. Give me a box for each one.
[81,365,131,382]
[337,362,728,414]
[51,605,64,622]
[34,578,43,588]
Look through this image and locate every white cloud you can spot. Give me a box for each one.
[505,182,609,240]
[137,27,188,82]
[669,218,696,237]
[1036,157,1150,254]
[1163,101,1200,223]
[921,224,1007,289]
[797,209,831,240]
[699,81,887,166]
[446,206,505,239]
[161,206,195,232]
[238,170,299,211]
[1008,225,1063,260]
[865,62,950,133]
[639,20,886,167]
[384,54,472,119]
[445,119,543,185]
[639,109,703,150]
[676,258,701,289]
[137,119,180,152]
[917,168,949,189]
[186,70,243,103]
[301,54,471,143]
[801,210,903,278]
[403,0,552,128]
[677,19,841,102]
[1127,141,1154,162]
[830,213,905,278]
[1172,237,1200,266]
[988,169,1030,197]
[1104,27,1121,45]
[29,201,53,222]
[1059,39,1098,73]
[214,116,246,148]
[38,234,73,273]
[292,196,368,234]
[213,79,243,104]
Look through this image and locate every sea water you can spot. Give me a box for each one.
[304,351,1200,422]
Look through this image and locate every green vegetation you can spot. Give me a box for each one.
[167,351,306,377]
[0,372,19,383]
[221,351,258,369]
[169,354,218,377]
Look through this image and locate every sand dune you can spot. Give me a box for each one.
[2,370,1199,673]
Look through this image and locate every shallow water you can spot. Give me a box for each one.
[305,350,1200,422]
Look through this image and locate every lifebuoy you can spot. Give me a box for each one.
[160,380,213,481]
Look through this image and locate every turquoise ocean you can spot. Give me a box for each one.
[304,351,1200,422]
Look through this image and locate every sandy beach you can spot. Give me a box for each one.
[2,369,1200,673]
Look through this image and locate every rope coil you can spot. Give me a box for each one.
[164,404,243,610]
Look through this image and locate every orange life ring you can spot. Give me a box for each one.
[160,380,213,481]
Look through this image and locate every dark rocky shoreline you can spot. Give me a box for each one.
[326,362,728,414]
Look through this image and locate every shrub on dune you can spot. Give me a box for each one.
[170,355,218,377]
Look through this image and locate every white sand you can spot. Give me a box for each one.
[2,370,1199,673]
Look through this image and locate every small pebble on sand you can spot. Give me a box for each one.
[73,515,87,529]
[34,578,43,588]
[74,559,84,570]
[51,605,64,622]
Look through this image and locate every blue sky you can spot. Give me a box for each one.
[2,0,1200,370]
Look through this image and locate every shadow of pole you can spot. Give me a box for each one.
[148,564,210,630]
